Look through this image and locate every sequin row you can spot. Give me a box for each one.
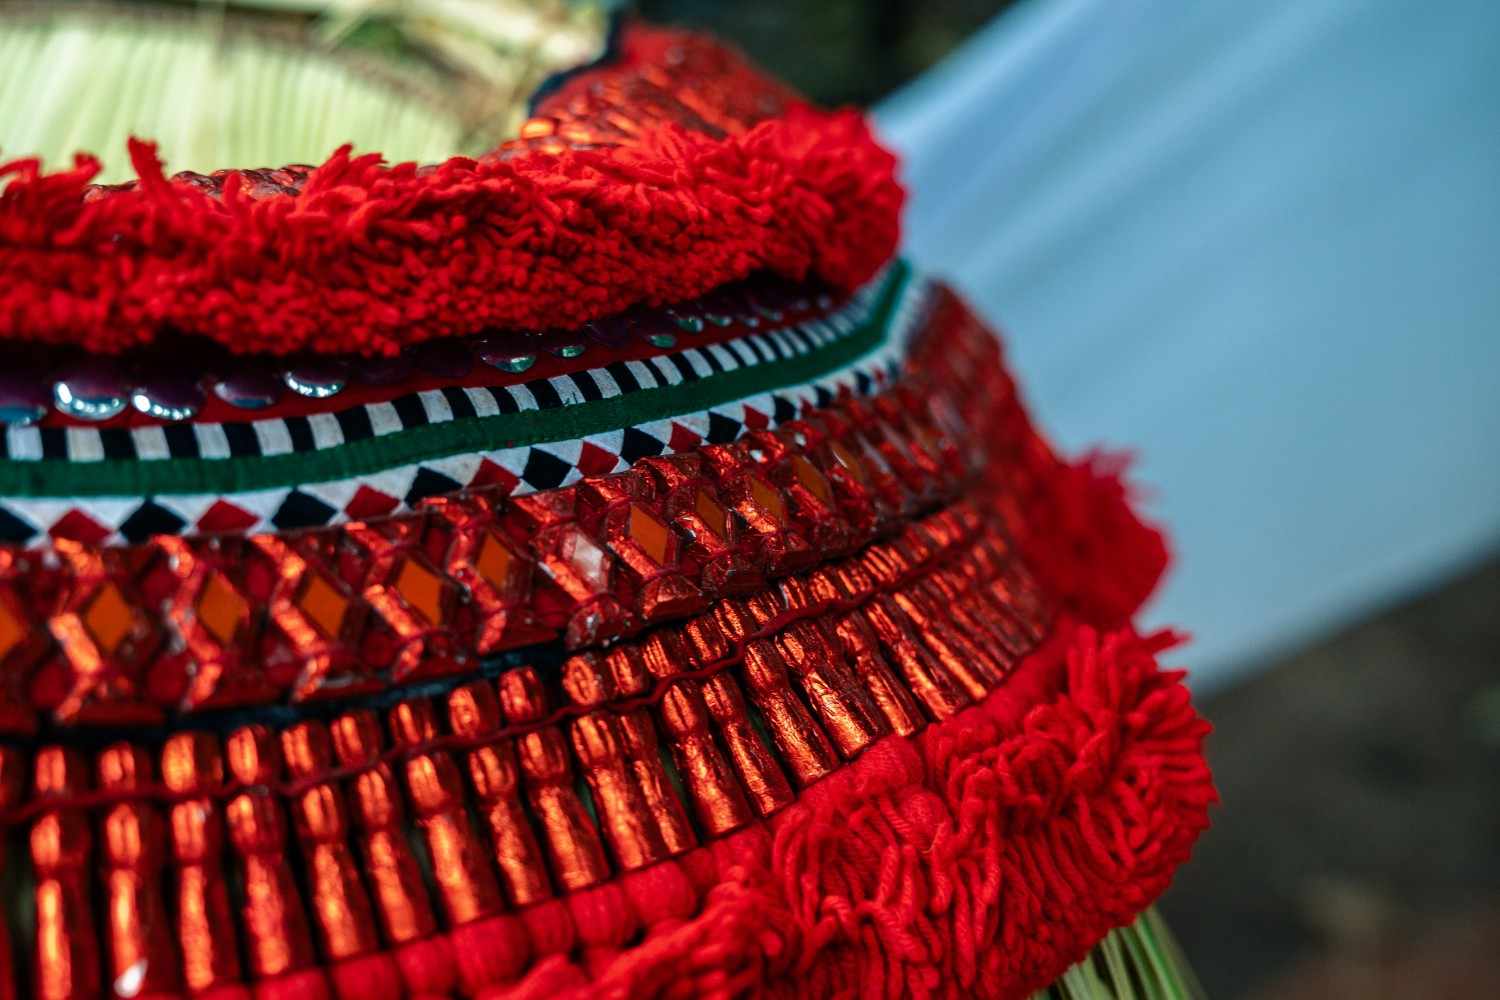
[0,358,1003,733]
[0,497,1047,1000]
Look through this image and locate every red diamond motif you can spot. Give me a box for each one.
[195,500,260,535]
[344,485,400,520]
[576,442,620,476]
[49,509,113,545]
[668,422,702,452]
[470,458,520,494]
[742,406,770,430]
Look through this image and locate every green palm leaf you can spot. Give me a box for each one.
[1037,909,1206,1000]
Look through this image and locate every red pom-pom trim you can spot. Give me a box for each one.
[0,26,902,357]
[479,621,1214,1000]
[264,620,1212,1000]
[1014,443,1172,629]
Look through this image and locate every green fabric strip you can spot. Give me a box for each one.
[0,263,910,498]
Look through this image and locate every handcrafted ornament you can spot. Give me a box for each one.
[0,3,1211,999]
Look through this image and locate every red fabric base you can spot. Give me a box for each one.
[0,27,901,356]
[283,620,1211,1000]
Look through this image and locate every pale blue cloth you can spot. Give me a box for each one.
[877,0,1500,690]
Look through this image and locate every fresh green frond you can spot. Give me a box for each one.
[0,1,610,182]
[1035,909,1205,1000]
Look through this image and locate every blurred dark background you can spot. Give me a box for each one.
[638,0,1019,105]
[637,2,1500,997]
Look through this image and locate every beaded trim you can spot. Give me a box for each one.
[0,498,1049,998]
[0,279,986,734]
[6,270,878,432]
[0,288,1075,998]
[0,285,1214,1000]
[0,265,925,546]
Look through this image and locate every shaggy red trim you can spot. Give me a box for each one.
[558,622,1212,1000]
[1011,442,1171,630]
[0,26,902,356]
[248,621,1210,1000]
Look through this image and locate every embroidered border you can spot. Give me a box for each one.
[0,267,926,544]
[0,279,996,736]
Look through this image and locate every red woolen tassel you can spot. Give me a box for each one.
[1011,446,1171,629]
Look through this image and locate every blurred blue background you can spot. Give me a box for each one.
[877,0,1500,692]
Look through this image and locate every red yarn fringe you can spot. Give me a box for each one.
[295,621,1211,1000]
[0,28,902,356]
[1012,442,1171,630]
